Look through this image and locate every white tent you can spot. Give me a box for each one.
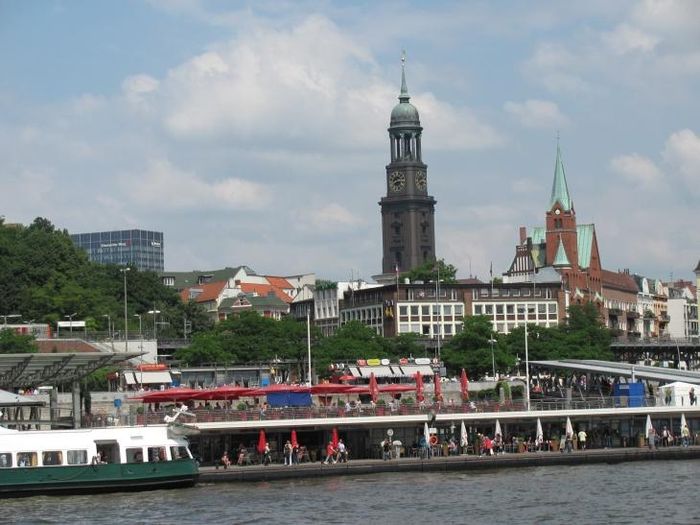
[657,381,699,407]
[645,414,653,439]
[536,418,544,445]
[565,417,573,438]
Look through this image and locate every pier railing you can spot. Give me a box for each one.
[122,395,662,426]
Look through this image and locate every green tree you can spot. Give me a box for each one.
[442,316,513,378]
[402,258,457,284]
[313,321,392,376]
[0,329,37,353]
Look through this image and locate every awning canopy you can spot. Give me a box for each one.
[399,365,435,377]
[360,366,394,378]
[0,389,45,407]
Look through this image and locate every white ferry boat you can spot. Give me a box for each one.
[0,424,199,497]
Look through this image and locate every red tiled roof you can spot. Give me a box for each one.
[180,280,227,303]
[601,269,639,293]
[239,283,292,303]
[266,276,293,289]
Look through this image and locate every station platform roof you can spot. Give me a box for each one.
[0,352,142,389]
[530,359,700,384]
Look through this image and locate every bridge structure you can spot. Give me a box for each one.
[611,337,700,370]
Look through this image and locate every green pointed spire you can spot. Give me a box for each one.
[399,50,410,102]
[553,236,570,267]
[549,141,572,212]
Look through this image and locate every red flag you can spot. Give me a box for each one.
[433,372,442,401]
[369,372,379,404]
[291,429,299,449]
[257,429,267,455]
[331,427,339,448]
[415,371,424,403]
[460,368,469,401]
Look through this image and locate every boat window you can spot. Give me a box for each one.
[67,450,88,465]
[42,451,63,466]
[17,452,37,467]
[126,448,144,463]
[0,453,12,468]
[148,446,167,462]
[170,446,190,460]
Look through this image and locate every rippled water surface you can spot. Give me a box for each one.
[6,460,699,524]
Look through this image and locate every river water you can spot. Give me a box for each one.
[6,460,698,524]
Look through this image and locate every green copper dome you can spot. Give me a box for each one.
[390,57,420,127]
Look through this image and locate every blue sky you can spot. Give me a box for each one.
[1,0,699,282]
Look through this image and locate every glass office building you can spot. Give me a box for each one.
[70,229,164,272]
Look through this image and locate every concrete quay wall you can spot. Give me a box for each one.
[199,445,700,484]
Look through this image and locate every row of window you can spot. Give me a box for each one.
[397,323,464,336]
[473,302,558,317]
[0,446,189,468]
[398,303,465,318]
[474,287,552,299]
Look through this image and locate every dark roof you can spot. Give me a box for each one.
[601,269,639,293]
[161,266,254,289]
[694,259,700,274]
[0,352,142,389]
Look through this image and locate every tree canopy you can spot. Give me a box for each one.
[402,258,457,284]
[0,329,37,354]
[0,218,211,338]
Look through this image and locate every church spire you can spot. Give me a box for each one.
[549,140,572,212]
[399,50,410,103]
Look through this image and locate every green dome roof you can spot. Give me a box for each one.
[390,101,420,125]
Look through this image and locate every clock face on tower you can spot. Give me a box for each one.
[389,171,406,192]
[415,170,426,190]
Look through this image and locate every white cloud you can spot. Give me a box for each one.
[504,99,569,128]
[127,159,270,211]
[157,15,499,151]
[293,202,364,234]
[122,74,160,108]
[609,153,663,188]
[662,129,700,193]
[601,23,660,55]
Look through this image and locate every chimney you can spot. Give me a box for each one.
[519,226,527,244]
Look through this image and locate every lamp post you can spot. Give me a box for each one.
[64,312,77,334]
[120,267,130,353]
[489,337,497,380]
[435,262,441,362]
[134,313,143,388]
[519,306,531,412]
[102,314,114,351]
[148,307,161,341]
[306,309,312,386]
[1,314,21,328]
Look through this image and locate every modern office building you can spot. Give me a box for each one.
[70,229,164,272]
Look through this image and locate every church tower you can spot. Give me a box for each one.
[544,142,578,269]
[379,55,436,274]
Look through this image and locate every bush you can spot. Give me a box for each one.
[376,399,387,406]
[401,397,415,405]
[236,402,248,411]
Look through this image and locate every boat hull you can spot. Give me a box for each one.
[0,459,199,498]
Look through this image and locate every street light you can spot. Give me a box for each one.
[134,314,144,388]
[434,261,442,362]
[102,314,114,351]
[148,307,161,341]
[519,305,532,412]
[489,337,497,380]
[120,267,130,353]
[64,312,78,334]
[1,314,21,328]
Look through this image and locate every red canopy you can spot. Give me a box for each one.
[257,429,267,455]
[189,385,252,401]
[415,371,424,403]
[247,384,311,397]
[291,429,299,449]
[337,375,356,382]
[460,369,469,401]
[129,387,198,404]
[344,384,415,395]
[310,383,355,395]
[368,372,379,403]
[433,373,442,401]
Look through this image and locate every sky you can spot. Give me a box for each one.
[1,0,699,283]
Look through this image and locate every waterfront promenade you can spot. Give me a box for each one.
[199,445,700,483]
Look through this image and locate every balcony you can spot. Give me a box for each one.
[608,308,622,316]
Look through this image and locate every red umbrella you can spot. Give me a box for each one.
[378,384,416,393]
[190,385,252,401]
[460,369,469,401]
[337,375,356,382]
[310,383,354,395]
[331,427,339,448]
[433,373,442,401]
[257,429,267,455]
[415,371,424,403]
[368,372,379,404]
[291,429,299,449]
[129,387,198,404]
